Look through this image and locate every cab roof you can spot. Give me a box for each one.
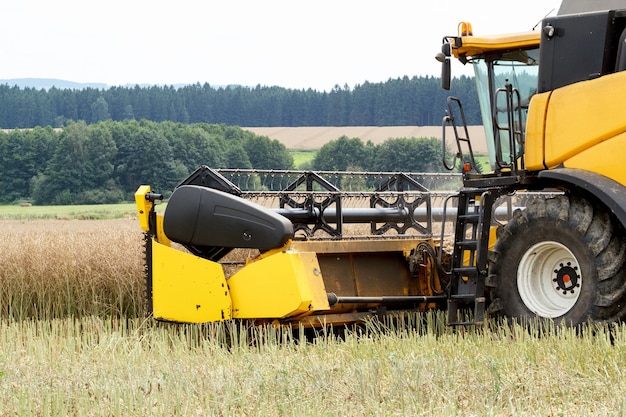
[451,31,540,60]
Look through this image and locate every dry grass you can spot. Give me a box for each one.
[0,315,624,416]
[0,219,146,320]
[0,219,625,415]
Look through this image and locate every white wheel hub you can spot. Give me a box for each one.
[517,241,582,318]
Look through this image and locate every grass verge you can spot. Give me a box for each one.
[0,203,140,220]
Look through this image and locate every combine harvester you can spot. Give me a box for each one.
[136,0,626,327]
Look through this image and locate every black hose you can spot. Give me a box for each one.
[415,241,448,295]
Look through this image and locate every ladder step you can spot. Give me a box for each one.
[449,294,480,301]
[447,297,486,326]
[458,214,480,221]
[452,266,478,276]
[455,240,479,247]
[445,189,495,327]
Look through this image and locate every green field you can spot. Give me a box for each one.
[290,149,317,169]
[0,202,141,220]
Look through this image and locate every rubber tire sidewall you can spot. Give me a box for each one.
[495,218,597,326]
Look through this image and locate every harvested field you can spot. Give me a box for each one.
[243,126,488,152]
[1,218,626,415]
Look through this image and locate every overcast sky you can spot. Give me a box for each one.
[1,0,562,91]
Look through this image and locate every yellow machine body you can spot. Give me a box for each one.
[445,16,626,191]
[228,248,330,319]
[148,239,332,323]
[135,185,153,232]
[151,238,231,323]
[437,5,626,326]
[525,71,626,185]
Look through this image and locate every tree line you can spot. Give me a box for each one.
[311,135,443,173]
[0,76,479,129]
[0,120,447,205]
[1,121,293,205]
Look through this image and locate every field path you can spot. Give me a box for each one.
[243,126,487,152]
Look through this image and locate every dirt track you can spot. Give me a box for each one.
[243,126,487,153]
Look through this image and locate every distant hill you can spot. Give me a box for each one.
[0,78,234,91]
[0,78,108,90]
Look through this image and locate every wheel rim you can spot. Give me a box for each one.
[517,241,582,318]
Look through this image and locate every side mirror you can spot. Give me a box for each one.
[441,58,451,90]
[436,42,452,90]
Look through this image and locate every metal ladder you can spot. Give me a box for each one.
[447,188,498,326]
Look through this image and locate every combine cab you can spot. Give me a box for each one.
[436,1,626,325]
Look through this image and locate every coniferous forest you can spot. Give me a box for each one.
[0,76,479,129]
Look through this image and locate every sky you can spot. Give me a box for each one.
[1,0,562,91]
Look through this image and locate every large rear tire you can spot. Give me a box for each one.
[490,195,626,325]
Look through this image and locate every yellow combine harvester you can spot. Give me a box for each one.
[136,169,447,326]
[136,1,626,327]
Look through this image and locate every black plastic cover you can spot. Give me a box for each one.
[163,185,294,250]
[538,10,626,93]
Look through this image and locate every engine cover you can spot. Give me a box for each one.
[163,185,294,250]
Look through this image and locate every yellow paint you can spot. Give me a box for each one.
[462,226,499,268]
[134,185,153,232]
[524,91,551,171]
[154,214,170,246]
[564,132,626,186]
[488,226,498,251]
[451,31,539,59]
[229,250,330,319]
[544,71,626,168]
[151,239,231,323]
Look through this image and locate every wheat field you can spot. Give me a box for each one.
[0,218,625,416]
[0,219,145,321]
[243,126,489,152]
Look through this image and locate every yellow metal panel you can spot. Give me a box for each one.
[154,214,170,246]
[544,71,626,168]
[229,251,330,319]
[151,239,231,323]
[563,132,626,186]
[524,91,551,171]
[452,31,539,59]
[134,185,153,231]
